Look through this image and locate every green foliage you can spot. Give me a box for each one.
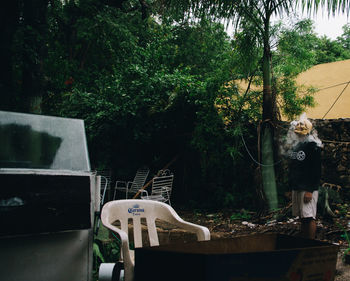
[337,23,350,49]
[223,192,235,207]
[271,19,320,120]
[231,19,262,78]
[276,77,316,120]
[274,19,318,76]
[5,0,350,210]
[93,242,105,263]
[275,18,350,70]
[337,223,350,262]
[93,239,121,281]
[314,36,350,64]
[230,210,252,221]
[44,3,212,168]
[42,1,254,208]
[93,225,121,281]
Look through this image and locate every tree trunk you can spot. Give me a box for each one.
[260,19,278,211]
[261,123,278,210]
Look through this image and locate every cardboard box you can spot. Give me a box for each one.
[135,234,339,281]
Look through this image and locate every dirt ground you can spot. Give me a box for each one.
[177,207,350,281]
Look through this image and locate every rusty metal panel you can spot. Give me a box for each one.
[135,234,339,281]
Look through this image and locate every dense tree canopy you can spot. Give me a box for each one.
[1,0,350,208]
[158,0,350,210]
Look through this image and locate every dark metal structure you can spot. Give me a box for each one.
[0,111,99,281]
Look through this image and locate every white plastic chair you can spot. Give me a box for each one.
[114,167,149,199]
[99,200,210,281]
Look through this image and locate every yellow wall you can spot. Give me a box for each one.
[297,59,350,119]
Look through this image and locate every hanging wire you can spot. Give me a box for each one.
[322,81,350,119]
[309,79,350,119]
[240,131,283,167]
[318,81,350,91]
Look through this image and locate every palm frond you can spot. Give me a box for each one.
[297,0,350,16]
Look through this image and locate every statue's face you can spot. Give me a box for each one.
[294,120,312,135]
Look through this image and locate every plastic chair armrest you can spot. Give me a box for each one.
[104,224,134,267]
[163,209,210,241]
[173,220,210,241]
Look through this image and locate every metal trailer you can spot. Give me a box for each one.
[0,111,100,281]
